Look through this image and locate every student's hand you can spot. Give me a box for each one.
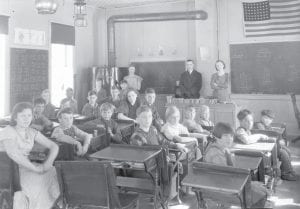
[260,134,269,140]
[176,143,188,153]
[107,128,113,136]
[35,164,45,173]
[82,144,89,155]
[75,141,84,156]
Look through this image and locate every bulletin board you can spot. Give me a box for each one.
[10,48,48,109]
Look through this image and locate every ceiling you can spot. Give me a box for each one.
[86,0,190,9]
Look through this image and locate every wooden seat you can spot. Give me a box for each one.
[0,152,20,209]
[55,161,139,209]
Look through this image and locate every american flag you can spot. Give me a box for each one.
[242,0,300,37]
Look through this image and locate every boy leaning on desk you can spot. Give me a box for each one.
[235,109,296,181]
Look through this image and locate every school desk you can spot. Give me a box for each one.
[182,162,250,209]
[235,155,264,182]
[90,144,163,209]
[232,142,278,179]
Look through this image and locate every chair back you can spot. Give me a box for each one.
[55,161,121,208]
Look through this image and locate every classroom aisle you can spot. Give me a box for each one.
[138,141,300,209]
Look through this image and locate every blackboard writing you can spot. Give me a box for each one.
[10,48,48,109]
[230,41,300,94]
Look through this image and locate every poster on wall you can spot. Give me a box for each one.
[14,28,46,46]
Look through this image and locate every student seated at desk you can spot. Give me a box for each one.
[41,89,56,119]
[79,102,124,144]
[102,86,122,118]
[183,106,210,135]
[254,109,287,146]
[117,88,141,123]
[0,102,59,209]
[142,88,164,131]
[81,90,101,119]
[31,97,53,133]
[131,105,187,152]
[60,87,78,114]
[198,105,214,131]
[161,106,202,160]
[204,122,269,207]
[119,80,129,101]
[51,108,91,156]
[236,109,296,181]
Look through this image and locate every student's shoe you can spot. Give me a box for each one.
[281,173,297,181]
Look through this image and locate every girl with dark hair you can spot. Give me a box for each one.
[0,102,60,209]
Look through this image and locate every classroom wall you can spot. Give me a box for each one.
[0,0,98,113]
[94,0,197,66]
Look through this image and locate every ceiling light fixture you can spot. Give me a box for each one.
[35,0,59,14]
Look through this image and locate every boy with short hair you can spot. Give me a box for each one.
[79,102,123,144]
[183,106,210,135]
[60,88,78,114]
[119,80,129,101]
[51,107,91,156]
[81,90,100,119]
[131,105,186,152]
[198,105,214,131]
[143,88,164,131]
[31,97,53,132]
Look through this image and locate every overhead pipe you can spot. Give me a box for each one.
[106,10,208,91]
[107,10,207,68]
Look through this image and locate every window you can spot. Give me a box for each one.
[0,34,7,117]
[50,44,74,107]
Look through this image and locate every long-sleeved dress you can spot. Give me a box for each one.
[210,72,229,102]
[0,126,60,209]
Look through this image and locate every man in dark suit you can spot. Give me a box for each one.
[179,59,202,98]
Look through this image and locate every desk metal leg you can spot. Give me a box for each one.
[193,189,207,209]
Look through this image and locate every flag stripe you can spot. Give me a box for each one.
[245,20,300,26]
[243,0,300,37]
[271,14,300,19]
[245,31,300,37]
[246,25,300,31]
[271,8,300,13]
[270,2,300,7]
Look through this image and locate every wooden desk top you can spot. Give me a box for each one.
[90,144,161,163]
[235,155,262,171]
[182,163,249,194]
[232,142,275,152]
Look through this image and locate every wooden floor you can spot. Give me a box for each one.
[138,140,300,209]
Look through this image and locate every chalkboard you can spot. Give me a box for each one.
[10,48,48,109]
[230,41,300,94]
[131,61,185,94]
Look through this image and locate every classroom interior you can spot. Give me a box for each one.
[0,0,300,208]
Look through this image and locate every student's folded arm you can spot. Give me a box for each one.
[51,128,78,145]
[74,126,92,146]
[34,132,59,168]
[3,138,40,172]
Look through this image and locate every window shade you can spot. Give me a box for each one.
[51,23,75,45]
[0,15,9,34]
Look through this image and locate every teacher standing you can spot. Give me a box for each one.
[179,59,202,98]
